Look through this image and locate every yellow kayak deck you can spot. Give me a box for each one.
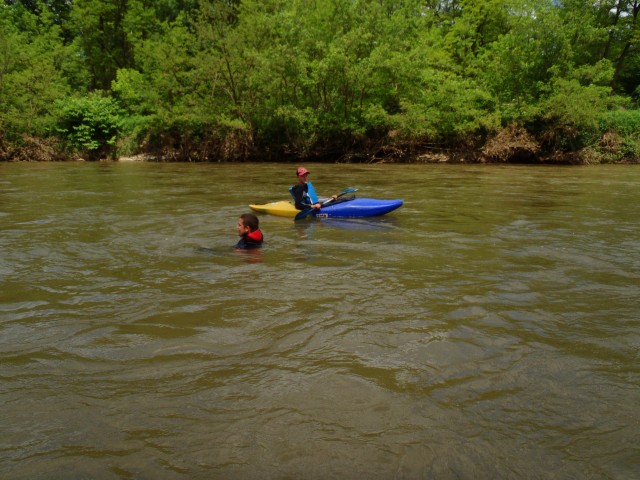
[249,201,298,218]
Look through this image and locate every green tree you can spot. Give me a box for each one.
[0,2,71,139]
[2,0,639,161]
[68,0,134,90]
[607,1,640,95]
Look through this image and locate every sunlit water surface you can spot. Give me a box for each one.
[1,162,638,479]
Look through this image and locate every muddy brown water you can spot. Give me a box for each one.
[1,162,638,479]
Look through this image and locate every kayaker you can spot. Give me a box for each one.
[290,166,337,211]
[235,213,264,249]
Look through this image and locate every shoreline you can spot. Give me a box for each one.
[2,143,639,165]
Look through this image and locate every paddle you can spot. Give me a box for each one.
[294,187,358,221]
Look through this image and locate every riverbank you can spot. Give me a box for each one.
[1,128,638,164]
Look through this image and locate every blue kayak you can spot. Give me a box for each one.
[315,197,403,218]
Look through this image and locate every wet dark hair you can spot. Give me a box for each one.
[240,213,260,232]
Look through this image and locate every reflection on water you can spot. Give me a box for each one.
[1,162,639,479]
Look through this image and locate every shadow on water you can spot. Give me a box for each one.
[292,216,401,237]
[196,245,263,264]
[196,246,228,256]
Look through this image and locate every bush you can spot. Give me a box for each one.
[116,114,154,157]
[599,109,640,137]
[597,110,640,162]
[55,93,124,159]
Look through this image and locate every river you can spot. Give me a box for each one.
[1,162,638,479]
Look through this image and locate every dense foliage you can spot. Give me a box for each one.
[1,0,639,162]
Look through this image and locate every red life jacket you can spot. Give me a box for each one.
[247,229,263,243]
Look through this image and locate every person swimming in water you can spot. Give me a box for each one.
[235,213,263,249]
